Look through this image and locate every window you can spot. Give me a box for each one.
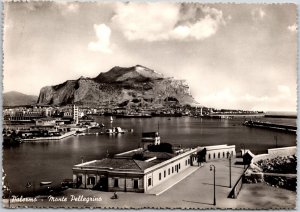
[134,180,138,189]
[223,152,225,158]
[213,153,215,159]
[114,179,119,187]
[209,154,211,159]
[218,152,220,158]
[168,168,170,175]
[148,178,151,186]
[179,164,181,169]
[172,167,174,173]
[159,173,161,180]
[164,170,166,178]
[88,176,95,185]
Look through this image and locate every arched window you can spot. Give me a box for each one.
[223,152,225,158]
[213,153,215,159]
[208,154,211,159]
[218,152,220,158]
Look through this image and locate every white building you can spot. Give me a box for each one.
[72,144,236,193]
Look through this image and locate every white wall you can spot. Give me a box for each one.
[144,152,194,192]
[205,145,236,161]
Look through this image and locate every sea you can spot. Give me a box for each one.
[3,115,297,195]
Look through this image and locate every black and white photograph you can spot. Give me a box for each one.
[2,1,297,209]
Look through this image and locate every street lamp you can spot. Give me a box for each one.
[210,164,216,206]
[240,144,245,169]
[227,152,232,188]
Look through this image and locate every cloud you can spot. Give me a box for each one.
[88,24,113,53]
[111,3,226,41]
[111,3,179,41]
[56,2,80,14]
[199,86,295,111]
[200,88,237,108]
[66,3,79,13]
[251,8,266,21]
[288,23,297,32]
[277,85,291,96]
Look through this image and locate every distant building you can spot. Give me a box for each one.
[72,105,79,124]
[141,132,160,149]
[35,117,56,127]
[4,110,44,121]
[204,144,236,161]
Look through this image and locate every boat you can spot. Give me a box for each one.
[76,132,86,136]
[106,129,114,134]
[106,127,125,134]
[25,182,32,188]
[114,127,125,134]
[40,181,52,186]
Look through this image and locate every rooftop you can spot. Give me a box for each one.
[75,158,161,172]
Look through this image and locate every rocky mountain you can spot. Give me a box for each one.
[3,91,38,107]
[37,65,197,107]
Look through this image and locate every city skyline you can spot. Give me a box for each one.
[3,2,297,111]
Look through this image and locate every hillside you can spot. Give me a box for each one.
[3,91,38,107]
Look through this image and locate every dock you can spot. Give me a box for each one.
[243,121,296,134]
[21,131,76,142]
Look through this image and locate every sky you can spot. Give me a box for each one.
[3,2,297,112]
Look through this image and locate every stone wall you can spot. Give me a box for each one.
[267,146,296,158]
[252,146,296,164]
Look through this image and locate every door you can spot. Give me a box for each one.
[134,180,138,189]
[98,176,108,191]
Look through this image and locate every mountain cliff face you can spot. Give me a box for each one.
[37,65,197,107]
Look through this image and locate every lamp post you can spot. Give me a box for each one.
[210,164,216,206]
[227,152,232,188]
[240,144,245,169]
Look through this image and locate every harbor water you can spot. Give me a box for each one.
[3,116,297,195]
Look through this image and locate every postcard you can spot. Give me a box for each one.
[2,1,297,209]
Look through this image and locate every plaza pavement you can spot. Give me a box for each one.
[3,158,296,209]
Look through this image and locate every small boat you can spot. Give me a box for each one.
[106,129,114,134]
[25,182,32,188]
[40,181,52,186]
[115,127,125,134]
